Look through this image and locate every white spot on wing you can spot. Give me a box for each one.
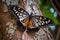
[15,11,18,13]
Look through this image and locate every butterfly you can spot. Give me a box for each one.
[8,5,54,32]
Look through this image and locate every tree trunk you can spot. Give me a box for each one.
[0,0,54,40]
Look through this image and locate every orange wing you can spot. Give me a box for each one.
[24,18,29,27]
[23,18,34,29]
[28,19,34,29]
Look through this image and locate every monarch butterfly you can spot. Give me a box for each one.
[9,5,54,32]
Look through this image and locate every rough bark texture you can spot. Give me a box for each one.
[0,0,55,40]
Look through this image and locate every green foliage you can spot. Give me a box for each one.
[38,0,60,25]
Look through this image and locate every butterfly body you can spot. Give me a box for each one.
[9,5,54,32]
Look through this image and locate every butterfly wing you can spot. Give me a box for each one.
[9,5,29,22]
[32,16,54,28]
[8,5,54,32]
